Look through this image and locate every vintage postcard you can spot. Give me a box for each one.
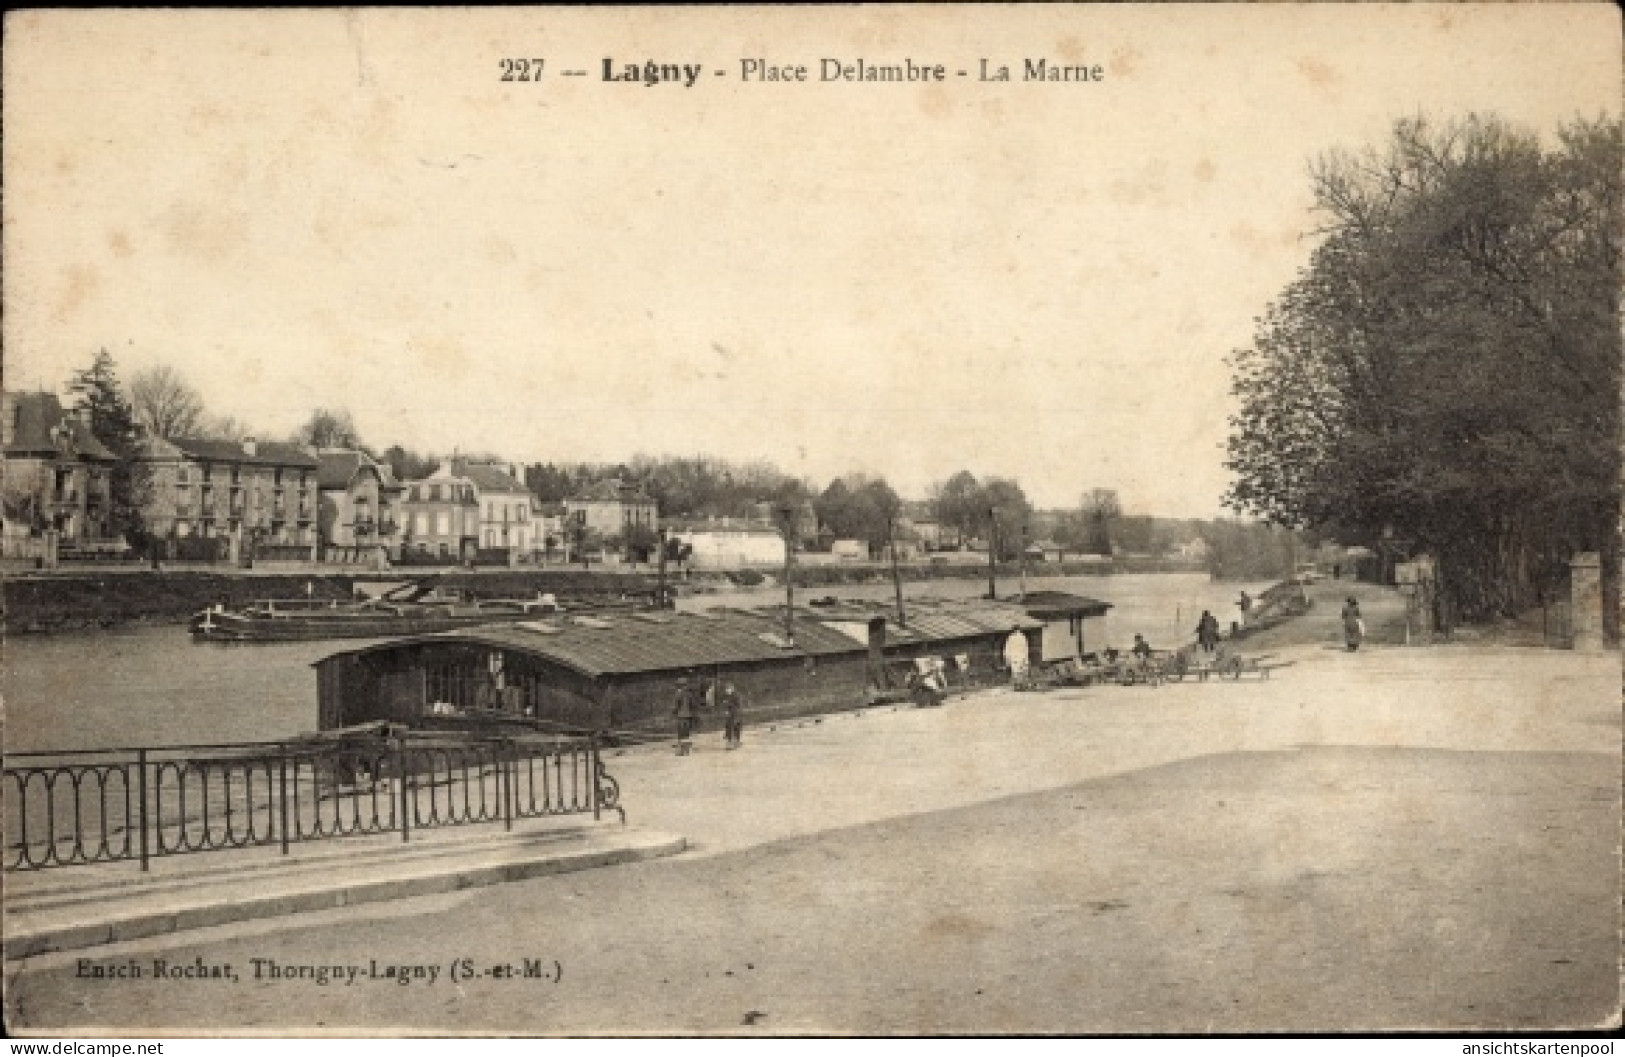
[3,5,1621,1039]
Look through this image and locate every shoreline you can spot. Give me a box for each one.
[1,558,1215,636]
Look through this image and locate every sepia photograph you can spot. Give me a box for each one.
[2,4,1621,1038]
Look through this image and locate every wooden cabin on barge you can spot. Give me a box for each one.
[313,601,1044,736]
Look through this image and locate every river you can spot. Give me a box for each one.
[3,572,1271,752]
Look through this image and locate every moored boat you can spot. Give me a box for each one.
[190,577,659,642]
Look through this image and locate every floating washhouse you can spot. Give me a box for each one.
[1002,591,1114,661]
[313,600,1044,736]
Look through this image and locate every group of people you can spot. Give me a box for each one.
[671,675,746,756]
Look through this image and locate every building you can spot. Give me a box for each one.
[459,461,535,556]
[666,519,787,570]
[564,479,658,542]
[399,464,479,563]
[137,435,320,552]
[830,539,868,561]
[532,499,567,562]
[400,459,537,563]
[1006,591,1114,662]
[315,448,404,556]
[897,501,951,551]
[1,392,120,553]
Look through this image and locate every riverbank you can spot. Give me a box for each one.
[1,558,1205,635]
[0,569,657,635]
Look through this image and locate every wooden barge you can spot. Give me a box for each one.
[192,578,659,643]
[312,599,1051,737]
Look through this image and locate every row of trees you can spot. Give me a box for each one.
[1225,114,1620,631]
[66,351,1303,580]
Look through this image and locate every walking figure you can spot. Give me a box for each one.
[721,682,744,749]
[1238,591,1253,626]
[672,675,697,755]
[1341,597,1365,652]
[1196,609,1221,653]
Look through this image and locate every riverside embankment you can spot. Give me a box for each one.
[1,556,1205,635]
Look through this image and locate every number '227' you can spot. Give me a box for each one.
[500,58,544,81]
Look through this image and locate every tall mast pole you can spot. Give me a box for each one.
[890,513,906,627]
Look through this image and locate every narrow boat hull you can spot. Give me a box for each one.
[190,607,556,642]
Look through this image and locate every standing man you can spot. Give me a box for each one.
[672,675,697,756]
[720,681,744,750]
[1196,610,1220,653]
[1238,591,1253,626]
[1341,597,1365,652]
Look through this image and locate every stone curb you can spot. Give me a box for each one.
[5,830,686,961]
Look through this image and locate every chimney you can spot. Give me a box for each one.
[242,436,257,457]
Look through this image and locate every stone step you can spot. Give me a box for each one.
[5,822,685,961]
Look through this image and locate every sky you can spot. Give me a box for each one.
[5,6,1619,517]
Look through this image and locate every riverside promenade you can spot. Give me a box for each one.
[5,581,1619,1035]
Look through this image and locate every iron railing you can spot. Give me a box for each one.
[4,732,623,873]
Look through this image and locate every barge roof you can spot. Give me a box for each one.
[314,600,1041,679]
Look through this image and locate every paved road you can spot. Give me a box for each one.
[7,591,1619,1035]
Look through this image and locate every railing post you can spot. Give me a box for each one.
[396,738,411,844]
[501,741,513,832]
[278,747,290,857]
[590,735,601,822]
[137,749,150,872]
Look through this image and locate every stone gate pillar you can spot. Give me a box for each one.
[1569,552,1603,652]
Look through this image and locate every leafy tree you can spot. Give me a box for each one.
[815,475,902,555]
[67,350,151,547]
[981,477,1033,561]
[1080,488,1121,555]
[129,363,204,439]
[929,471,984,546]
[381,444,439,482]
[1225,114,1621,631]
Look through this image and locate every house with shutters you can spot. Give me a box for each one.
[1,391,120,554]
[315,448,404,557]
[136,436,320,553]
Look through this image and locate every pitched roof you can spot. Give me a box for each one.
[459,462,529,494]
[4,393,117,461]
[314,449,401,491]
[316,609,864,679]
[314,598,1041,680]
[166,437,320,469]
[782,597,1045,642]
[1005,591,1114,619]
[571,479,654,504]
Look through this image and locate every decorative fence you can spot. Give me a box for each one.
[4,732,622,873]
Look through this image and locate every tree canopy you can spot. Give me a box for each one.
[68,350,150,544]
[128,363,203,440]
[811,475,902,555]
[296,407,363,450]
[1225,114,1621,627]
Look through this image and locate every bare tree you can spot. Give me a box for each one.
[129,363,204,439]
[196,413,251,442]
[296,407,362,450]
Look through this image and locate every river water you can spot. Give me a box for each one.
[4,573,1269,752]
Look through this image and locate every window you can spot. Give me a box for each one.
[415,513,430,537]
[436,512,450,536]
